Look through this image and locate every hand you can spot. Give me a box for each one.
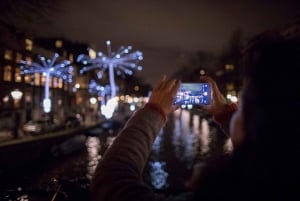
[148,75,181,116]
[194,76,229,116]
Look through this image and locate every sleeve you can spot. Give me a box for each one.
[90,106,168,201]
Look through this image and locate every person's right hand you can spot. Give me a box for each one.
[194,76,229,117]
[148,75,181,116]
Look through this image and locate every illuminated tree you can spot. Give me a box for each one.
[77,40,143,99]
[20,53,73,113]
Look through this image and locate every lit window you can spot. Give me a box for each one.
[134,85,139,91]
[89,48,96,59]
[15,53,22,63]
[49,77,53,88]
[25,38,33,51]
[69,53,74,62]
[15,67,22,82]
[225,64,234,71]
[63,50,67,58]
[53,77,58,88]
[58,78,63,88]
[226,82,234,91]
[34,73,40,86]
[55,40,63,48]
[3,65,12,81]
[4,49,12,60]
[41,74,46,86]
[25,56,32,65]
[64,81,68,91]
[24,74,31,84]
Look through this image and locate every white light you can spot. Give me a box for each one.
[101,97,118,119]
[75,83,80,89]
[230,95,238,103]
[187,104,193,109]
[130,104,136,111]
[11,89,23,100]
[43,98,51,113]
[90,97,97,104]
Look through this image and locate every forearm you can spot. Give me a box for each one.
[91,107,166,201]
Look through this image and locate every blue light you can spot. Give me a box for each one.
[77,40,143,101]
[21,53,73,113]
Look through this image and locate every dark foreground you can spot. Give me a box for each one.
[0,109,230,201]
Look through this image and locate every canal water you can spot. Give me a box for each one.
[0,109,233,200]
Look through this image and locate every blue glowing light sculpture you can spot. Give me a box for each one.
[88,80,120,119]
[20,53,73,113]
[77,40,143,99]
[89,80,111,106]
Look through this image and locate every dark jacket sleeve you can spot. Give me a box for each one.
[91,107,168,201]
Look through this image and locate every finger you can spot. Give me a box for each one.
[171,79,181,96]
[200,76,219,98]
[154,75,167,90]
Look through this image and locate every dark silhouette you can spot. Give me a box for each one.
[90,30,300,201]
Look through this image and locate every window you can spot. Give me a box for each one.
[4,50,12,60]
[225,64,234,71]
[24,74,31,84]
[15,67,22,82]
[69,53,74,62]
[34,73,40,86]
[55,40,63,48]
[53,77,58,88]
[58,78,63,88]
[25,56,32,65]
[3,65,12,81]
[25,38,33,51]
[41,74,46,86]
[15,53,22,63]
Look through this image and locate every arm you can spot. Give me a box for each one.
[91,75,181,201]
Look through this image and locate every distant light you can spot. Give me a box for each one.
[11,89,23,100]
[90,97,97,104]
[75,83,80,89]
[43,98,51,113]
[3,95,9,103]
[187,104,193,109]
[130,104,136,111]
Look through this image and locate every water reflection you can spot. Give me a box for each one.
[86,136,101,180]
[85,109,232,191]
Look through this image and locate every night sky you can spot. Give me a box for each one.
[26,0,300,86]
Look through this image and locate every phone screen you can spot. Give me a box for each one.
[174,83,211,106]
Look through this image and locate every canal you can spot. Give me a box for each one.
[0,109,233,200]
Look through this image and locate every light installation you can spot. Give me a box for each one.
[88,80,119,119]
[77,40,143,100]
[20,53,73,113]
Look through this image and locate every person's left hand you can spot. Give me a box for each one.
[148,75,181,116]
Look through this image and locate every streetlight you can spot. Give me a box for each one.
[11,88,23,108]
[11,89,23,138]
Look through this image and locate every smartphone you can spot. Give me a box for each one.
[174,83,211,106]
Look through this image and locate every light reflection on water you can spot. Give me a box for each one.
[85,136,101,180]
[85,109,233,191]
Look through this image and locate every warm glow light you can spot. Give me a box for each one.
[75,83,80,88]
[11,89,23,100]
